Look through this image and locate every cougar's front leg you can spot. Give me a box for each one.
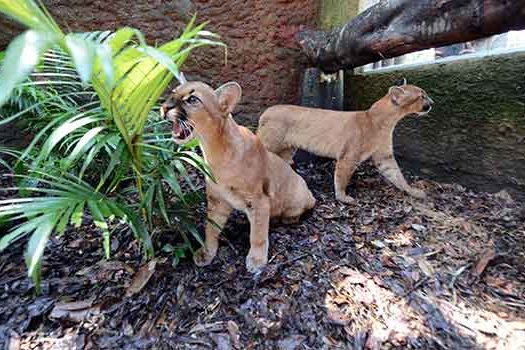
[334,155,358,203]
[193,193,232,267]
[245,195,270,273]
[372,150,426,199]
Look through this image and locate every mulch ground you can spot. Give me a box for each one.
[1,160,524,350]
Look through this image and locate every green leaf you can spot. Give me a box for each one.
[88,200,111,259]
[71,201,85,227]
[25,213,56,285]
[64,34,96,84]
[142,183,155,226]
[137,45,180,80]
[40,115,102,160]
[98,140,126,190]
[161,165,185,201]
[95,43,114,89]
[0,0,61,33]
[0,30,56,106]
[0,217,43,251]
[56,206,74,235]
[63,126,105,169]
[107,27,135,54]
[162,243,174,253]
[119,204,154,257]
[156,182,170,225]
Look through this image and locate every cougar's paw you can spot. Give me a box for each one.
[336,194,356,204]
[408,188,427,199]
[246,251,268,273]
[193,247,216,267]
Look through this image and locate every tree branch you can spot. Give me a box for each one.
[297,0,525,72]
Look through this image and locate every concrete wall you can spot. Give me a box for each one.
[346,52,525,200]
[0,0,318,126]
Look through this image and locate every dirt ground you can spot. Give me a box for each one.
[1,160,524,350]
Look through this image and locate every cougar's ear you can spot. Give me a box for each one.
[178,72,188,84]
[215,82,242,115]
[389,86,408,106]
[394,77,407,86]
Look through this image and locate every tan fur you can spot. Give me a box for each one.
[161,81,315,272]
[257,83,434,203]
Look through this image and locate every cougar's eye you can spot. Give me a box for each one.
[186,95,200,105]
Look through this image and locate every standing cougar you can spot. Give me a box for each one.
[257,81,434,203]
[161,81,315,272]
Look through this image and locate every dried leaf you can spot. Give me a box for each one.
[210,333,231,350]
[326,305,350,325]
[411,223,426,232]
[322,336,339,346]
[485,275,515,295]
[50,299,100,323]
[472,248,496,276]
[339,267,368,285]
[227,320,241,349]
[370,240,386,249]
[381,254,398,268]
[417,258,434,277]
[126,259,157,297]
[277,335,306,350]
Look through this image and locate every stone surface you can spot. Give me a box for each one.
[318,0,359,29]
[0,0,318,127]
[346,51,525,201]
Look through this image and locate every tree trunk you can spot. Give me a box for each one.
[297,0,525,72]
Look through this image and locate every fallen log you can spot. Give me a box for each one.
[297,0,525,72]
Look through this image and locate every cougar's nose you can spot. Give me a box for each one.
[160,101,176,118]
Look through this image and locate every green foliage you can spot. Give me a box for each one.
[0,0,224,292]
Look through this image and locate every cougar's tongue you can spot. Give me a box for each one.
[173,120,183,138]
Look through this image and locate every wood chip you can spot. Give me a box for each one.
[125,259,157,297]
[50,299,100,323]
[417,258,434,277]
[472,248,496,276]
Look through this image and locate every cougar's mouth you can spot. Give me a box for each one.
[416,103,432,116]
[416,96,434,117]
[172,116,195,143]
[161,105,195,144]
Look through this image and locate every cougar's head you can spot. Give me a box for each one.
[388,79,434,117]
[161,81,242,144]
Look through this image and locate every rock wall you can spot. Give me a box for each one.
[0,0,317,127]
[346,52,525,201]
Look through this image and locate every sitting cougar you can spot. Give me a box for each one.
[161,80,315,272]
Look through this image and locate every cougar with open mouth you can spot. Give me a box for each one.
[161,80,316,272]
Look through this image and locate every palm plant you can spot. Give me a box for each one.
[0,0,224,292]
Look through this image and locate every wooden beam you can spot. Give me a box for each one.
[297,0,525,72]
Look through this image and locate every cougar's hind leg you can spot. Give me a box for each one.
[282,186,315,224]
[334,155,358,204]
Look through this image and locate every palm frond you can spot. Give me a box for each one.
[0,0,224,293]
[0,171,154,290]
